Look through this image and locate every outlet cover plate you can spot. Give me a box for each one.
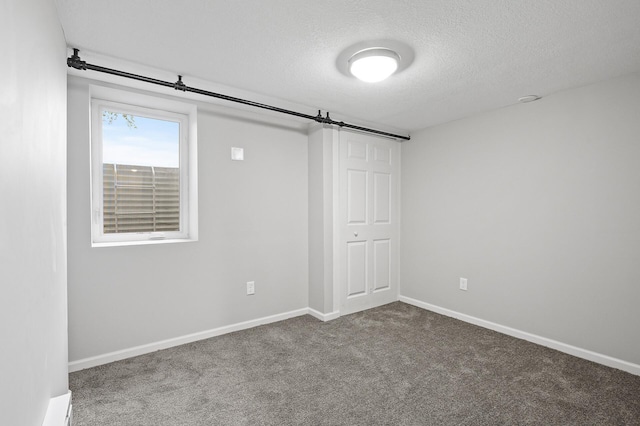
[460,278,468,291]
[231,147,244,161]
[247,281,255,295]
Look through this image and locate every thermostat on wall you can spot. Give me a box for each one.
[231,147,244,161]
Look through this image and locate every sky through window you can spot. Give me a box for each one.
[102,113,180,168]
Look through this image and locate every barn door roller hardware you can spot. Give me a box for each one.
[67,49,410,141]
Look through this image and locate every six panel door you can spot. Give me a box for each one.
[339,131,399,315]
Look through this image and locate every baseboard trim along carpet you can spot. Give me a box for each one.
[42,391,72,426]
[68,307,313,372]
[399,295,640,376]
[308,308,340,322]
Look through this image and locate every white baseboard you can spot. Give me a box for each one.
[308,308,340,322]
[42,391,72,426]
[399,295,640,376]
[69,308,310,372]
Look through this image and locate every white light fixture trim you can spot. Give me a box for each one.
[348,48,400,83]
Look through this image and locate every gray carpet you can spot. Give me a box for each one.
[69,302,640,425]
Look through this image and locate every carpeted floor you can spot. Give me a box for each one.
[69,302,640,425]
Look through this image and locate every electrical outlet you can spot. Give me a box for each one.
[459,278,468,291]
[246,281,255,295]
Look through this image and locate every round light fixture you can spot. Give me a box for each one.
[348,48,400,83]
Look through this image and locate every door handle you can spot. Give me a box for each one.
[354,232,358,237]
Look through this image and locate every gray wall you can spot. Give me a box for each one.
[308,125,325,312]
[401,72,640,365]
[67,77,308,362]
[0,0,69,424]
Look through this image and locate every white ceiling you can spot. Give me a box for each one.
[55,0,640,133]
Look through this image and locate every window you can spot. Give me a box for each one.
[90,88,197,245]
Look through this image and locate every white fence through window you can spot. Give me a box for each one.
[103,163,180,234]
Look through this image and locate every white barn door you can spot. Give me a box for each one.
[338,130,399,315]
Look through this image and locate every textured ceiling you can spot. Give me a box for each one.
[55,0,640,132]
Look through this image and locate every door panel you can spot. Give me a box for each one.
[347,170,367,224]
[348,139,368,160]
[347,241,367,297]
[339,131,399,315]
[373,145,391,165]
[373,172,391,224]
[373,239,391,291]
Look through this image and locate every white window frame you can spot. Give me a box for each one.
[90,86,198,246]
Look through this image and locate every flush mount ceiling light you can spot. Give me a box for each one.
[348,48,400,83]
[336,40,414,82]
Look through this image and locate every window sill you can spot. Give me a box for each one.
[91,237,197,248]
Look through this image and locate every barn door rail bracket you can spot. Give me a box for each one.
[67,48,410,141]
